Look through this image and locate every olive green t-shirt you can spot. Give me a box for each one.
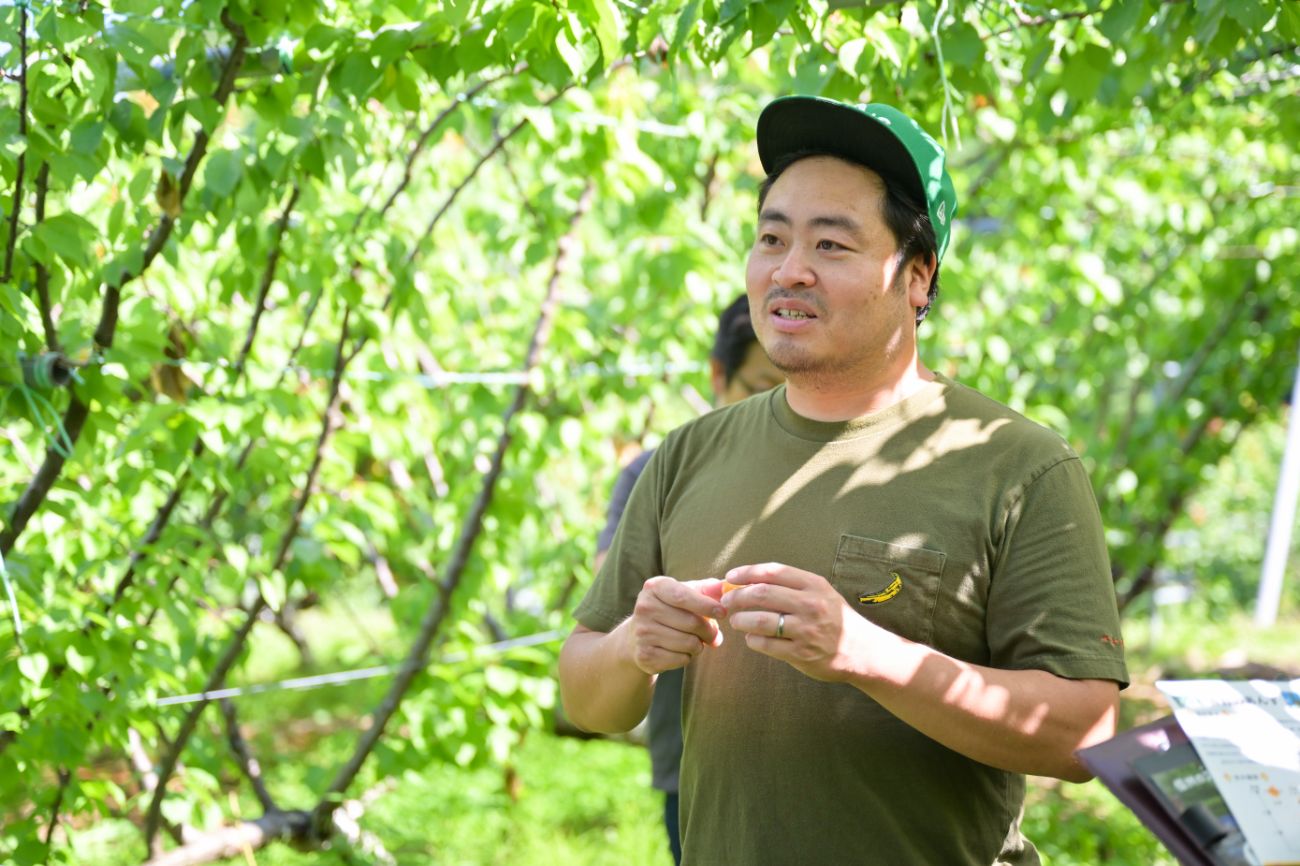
[574,376,1129,866]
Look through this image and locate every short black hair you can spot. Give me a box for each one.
[756,150,941,325]
[710,294,759,383]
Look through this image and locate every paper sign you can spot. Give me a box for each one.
[1157,680,1300,866]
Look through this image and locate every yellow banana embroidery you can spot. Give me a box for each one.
[859,572,902,605]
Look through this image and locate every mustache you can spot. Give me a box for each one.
[762,289,825,316]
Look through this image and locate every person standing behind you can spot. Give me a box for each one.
[593,294,781,865]
[560,96,1128,865]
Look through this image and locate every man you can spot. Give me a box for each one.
[594,294,782,865]
[560,96,1128,865]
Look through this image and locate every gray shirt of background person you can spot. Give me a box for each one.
[596,449,681,793]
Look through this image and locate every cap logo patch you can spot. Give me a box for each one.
[936,201,947,225]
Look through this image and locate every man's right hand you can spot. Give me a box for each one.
[623,576,728,674]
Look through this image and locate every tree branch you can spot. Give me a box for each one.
[128,727,192,846]
[1116,294,1271,609]
[143,307,355,855]
[142,810,314,866]
[364,65,524,235]
[109,182,302,606]
[0,11,249,557]
[397,83,575,284]
[110,442,201,607]
[32,162,59,353]
[219,699,277,814]
[0,394,89,558]
[42,767,71,846]
[312,183,594,835]
[96,12,248,349]
[142,606,260,856]
[1,2,29,284]
[233,184,301,378]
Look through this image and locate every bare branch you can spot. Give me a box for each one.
[397,83,575,282]
[128,725,192,846]
[140,782,395,866]
[143,607,259,856]
[365,65,524,233]
[42,768,70,846]
[142,810,313,866]
[312,183,595,833]
[32,162,59,353]
[233,185,301,378]
[111,442,202,607]
[219,699,277,813]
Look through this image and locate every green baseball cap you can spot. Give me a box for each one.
[756,96,958,263]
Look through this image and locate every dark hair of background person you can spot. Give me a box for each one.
[756,149,941,325]
[710,294,760,382]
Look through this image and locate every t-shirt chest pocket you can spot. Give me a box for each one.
[831,534,947,646]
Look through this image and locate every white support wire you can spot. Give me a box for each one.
[106,356,707,390]
[153,628,566,707]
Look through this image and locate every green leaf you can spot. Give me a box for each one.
[748,0,797,50]
[66,645,92,676]
[943,21,984,67]
[18,652,49,685]
[556,16,602,78]
[1224,1,1273,32]
[394,69,422,112]
[1061,43,1113,101]
[485,665,520,695]
[29,213,98,268]
[671,0,702,58]
[1098,0,1149,45]
[1195,0,1227,46]
[1280,2,1300,40]
[585,0,624,65]
[837,37,869,76]
[204,149,243,197]
[259,570,287,610]
[69,120,106,154]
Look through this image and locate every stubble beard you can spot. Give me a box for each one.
[763,276,913,392]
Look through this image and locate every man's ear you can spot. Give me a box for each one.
[905,252,937,310]
[709,357,727,401]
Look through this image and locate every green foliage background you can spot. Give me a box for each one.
[1,0,1297,862]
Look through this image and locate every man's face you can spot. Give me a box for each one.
[745,156,931,388]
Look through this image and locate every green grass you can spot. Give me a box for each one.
[67,731,670,866]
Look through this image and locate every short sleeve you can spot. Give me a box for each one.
[986,457,1129,687]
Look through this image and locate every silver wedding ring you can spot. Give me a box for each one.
[776,613,785,639]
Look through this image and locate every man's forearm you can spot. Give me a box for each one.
[558,623,656,733]
[848,629,1118,782]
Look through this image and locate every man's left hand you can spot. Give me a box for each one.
[722,562,886,683]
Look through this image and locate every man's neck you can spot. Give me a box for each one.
[783,359,937,422]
